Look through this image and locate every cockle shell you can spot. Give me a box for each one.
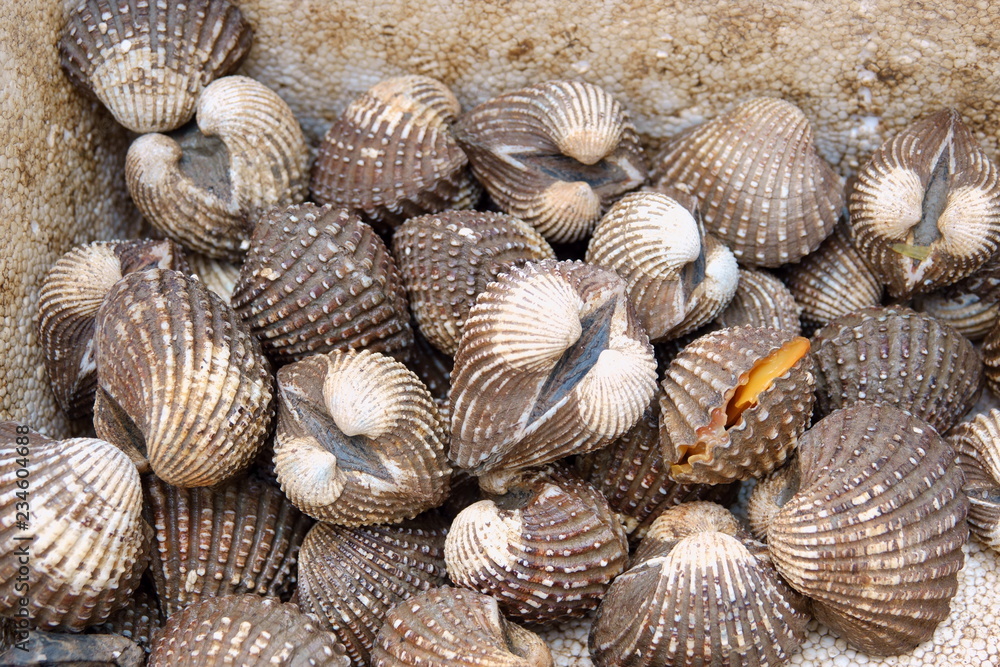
[59,0,252,133]
[765,403,969,655]
[370,587,553,667]
[912,290,1000,342]
[126,75,309,261]
[585,191,739,342]
[811,305,983,433]
[650,97,843,268]
[950,409,1000,551]
[184,252,241,304]
[310,75,480,232]
[455,80,647,243]
[274,349,451,526]
[93,268,274,486]
[448,259,657,488]
[716,268,803,335]
[232,204,414,362]
[659,325,815,485]
[849,108,1000,299]
[391,210,555,355]
[92,578,162,653]
[0,424,150,631]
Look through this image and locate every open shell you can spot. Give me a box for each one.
[716,268,802,335]
[950,409,1000,552]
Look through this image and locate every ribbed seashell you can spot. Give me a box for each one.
[232,204,413,362]
[144,473,311,617]
[311,76,481,232]
[984,320,1000,397]
[590,502,808,667]
[811,305,982,433]
[585,192,739,342]
[651,97,842,267]
[950,409,1000,551]
[0,425,150,631]
[37,239,188,418]
[92,577,162,653]
[59,0,252,133]
[405,329,453,401]
[849,108,1000,298]
[148,595,349,666]
[371,587,553,667]
[126,75,309,261]
[745,462,800,543]
[392,211,555,355]
[93,269,273,486]
[297,516,449,666]
[659,325,815,485]
[274,349,451,526]
[445,466,628,623]
[716,268,802,335]
[765,403,969,655]
[455,80,647,243]
[449,260,657,488]
[913,290,1000,341]
[184,251,241,303]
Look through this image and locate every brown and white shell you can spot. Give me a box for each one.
[849,108,1000,298]
[93,268,274,487]
[716,268,802,335]
[59,0,252,133]
[126,75,309,261]
[310,75,481,232]
[296,516,449,666]
[232,204,413,362]
[274,349,451,526]
[370,587,553,667]
[763,402,969,655]
[949,409,1000,552]
[92,578,162,653]
[37,239,188,418]
[585,191,739,342]
[148,595,349,666]
[589,502,808,667]
[650,97,843,268]
[811,305,983,433]
[448,260,657,488]
[184,252,241,304]
[984,319,1000,398]
[659,325,815,485]
[455,80,647,243]
[392,210,555,355]
[0,424,150,631]
[445,466,628,623]
[913,290,1000,342]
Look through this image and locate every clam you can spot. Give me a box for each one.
[849,108,1000,298]
[184,252,241,304]
[949,409,1000,551]
[93,577,162,653]
[716,268,802,335]
[912,290,999,342]
[650,97,843,267]
[311,75,481,232]
[659,325,815,485]
[454,80,647,243]
[59,0,252,133]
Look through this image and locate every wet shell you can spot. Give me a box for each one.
[232,204,413,362]
[59,0,252,133]
[585,191,739,342]
[93,268,273,486]
[144,473,311,618]
[716,268,802,335]
[454,80,647,243]
[445,467,628,623]
[764,403,969,655]
[92,577,162,653]
[949,409,1000,551]
[849,108,1000,298]
[811,304,983,433]
[296,517,449,666]
[913,290,1000,342]
[274,349,451,526]
[370,587,553,667]
[37,239,188,418]
[184,251,241,303]
[449,259,657,485]
[659,325,815,485]
[589,502,808,667]
[147,595,349,666]
[392,210,555,355]
[0,425,150,631]
[126,75,309,261]
[310,75,481,232]
[650,97,843,267]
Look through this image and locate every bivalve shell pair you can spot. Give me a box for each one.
[950,409,1000,552]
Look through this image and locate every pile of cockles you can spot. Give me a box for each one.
[2,0,1000,666]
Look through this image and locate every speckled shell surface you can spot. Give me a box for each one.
[93,268,274,487]
[950,409,1000,552]
[766,403,969,655]
[59,0,252,133]
[233,204,414,362]
[651,97,843,267]
[811,305,982,433]
[716,268,802,335]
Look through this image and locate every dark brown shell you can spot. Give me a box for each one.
[716,268,802,335]
[949,409,1000,551]
[91,577,162,653]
